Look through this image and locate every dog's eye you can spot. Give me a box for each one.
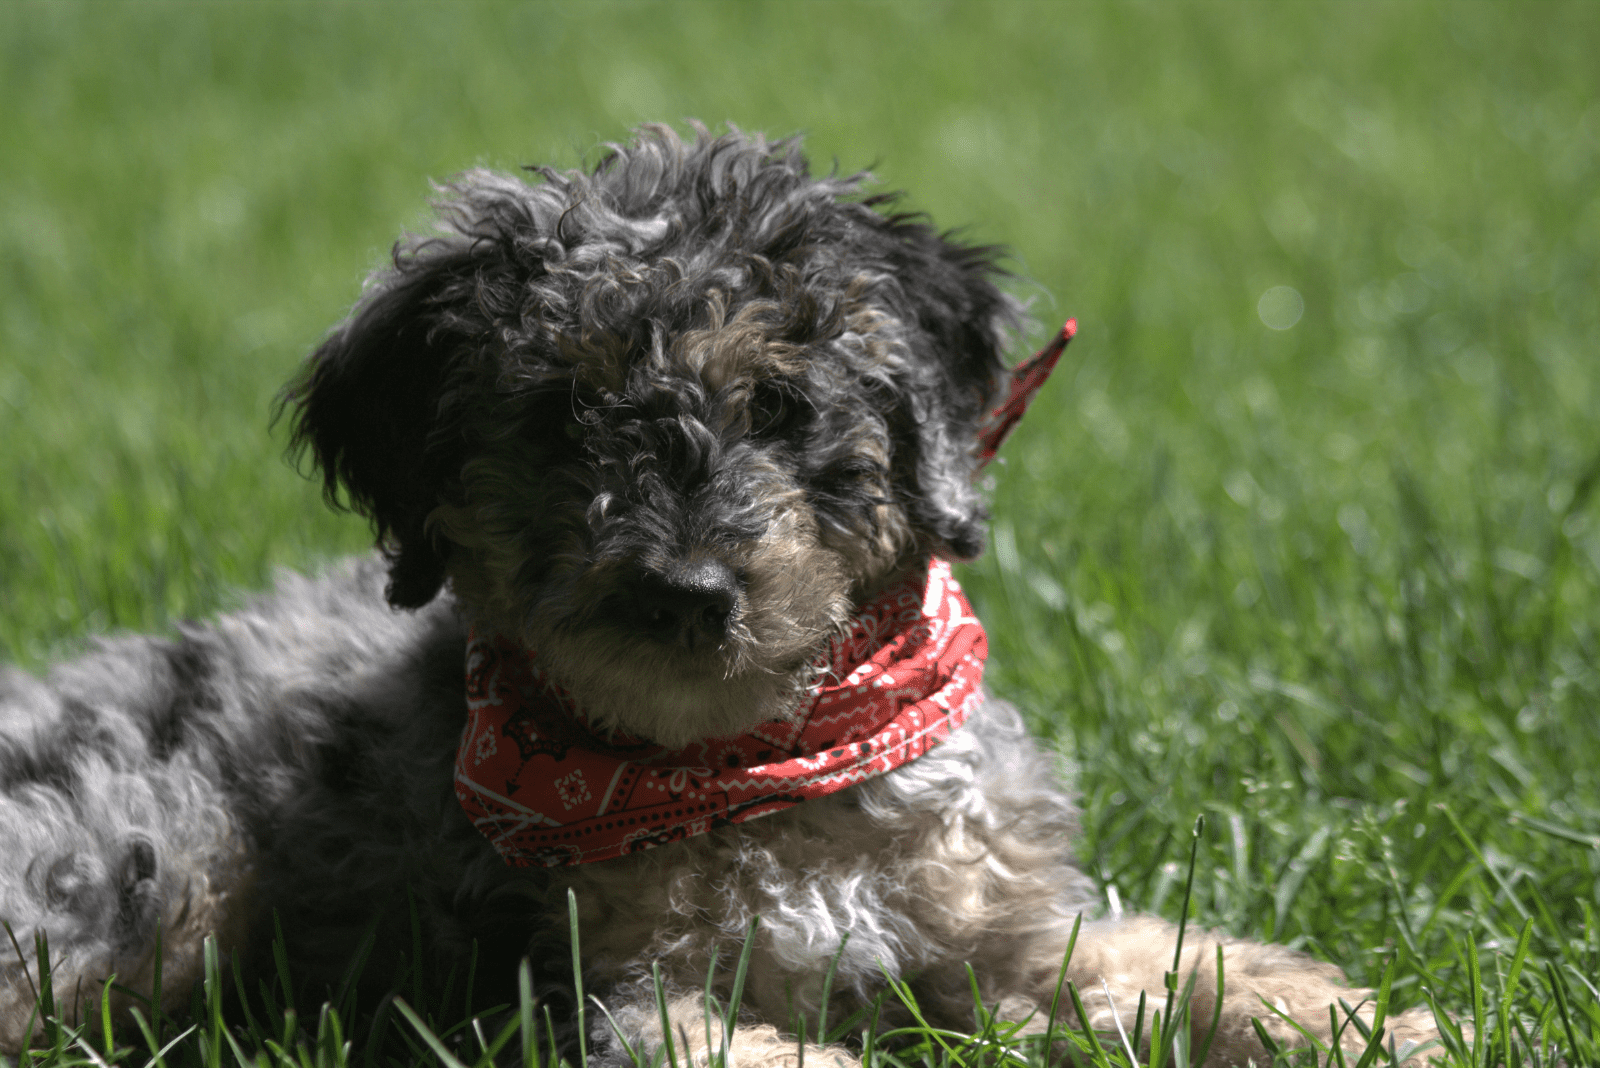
[749,382,804,438]
[563,422,585,444]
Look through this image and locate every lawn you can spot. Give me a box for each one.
[3,2,1598,1066]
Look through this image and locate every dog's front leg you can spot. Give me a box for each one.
[1005,914,1446,1065]
[0,663,256,1049]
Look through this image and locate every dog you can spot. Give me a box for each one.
[0,124,1447,1066]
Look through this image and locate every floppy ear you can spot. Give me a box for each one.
[282,240,480,609]
[875,213,1019,560]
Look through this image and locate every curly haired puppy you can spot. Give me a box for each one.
[0,126,1444,1065]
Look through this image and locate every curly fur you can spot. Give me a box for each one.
[0,124,1446,1064]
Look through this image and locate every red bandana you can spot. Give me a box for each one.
[454,322,1073,867]
[455,559,985,866]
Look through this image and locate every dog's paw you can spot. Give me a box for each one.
[13,834,160,957]
[713,1025,860,1068]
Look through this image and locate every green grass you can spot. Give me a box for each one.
[3,1,1599,1065]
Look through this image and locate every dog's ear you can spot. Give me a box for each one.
[282,241,480,609]
[875,213,1019,561]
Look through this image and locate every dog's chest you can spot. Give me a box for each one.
[553,786,905,970]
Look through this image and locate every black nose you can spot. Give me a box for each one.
[632,558,741,648]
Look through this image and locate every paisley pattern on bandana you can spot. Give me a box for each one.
[454,559,987,867]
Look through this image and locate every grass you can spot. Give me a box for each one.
[3,1,1599,1065]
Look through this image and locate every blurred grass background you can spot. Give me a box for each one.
[4,0,1599,1057]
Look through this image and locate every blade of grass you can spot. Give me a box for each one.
[393,997,471,1068]
[861,994,881,1068]
[518,960,539,1068]
[336,912,382,1029]
[1154,815,1205,1068]
[1352,959,1396,1068]
[127,1006,197,1068]
[1131,989,1148,1064]
[70,1029,115,1068]
[35,929,60,1053]
[1255,993,1327,1059]
[280,1005,300,1062]
[1326,1003,1348,1068]
[874,961,958,1059]
[1507,812,1600,849]
[702,944,720,1064]
[1416,984,1470,1065]
[1041,914,1082,1065]
[272,911,295,1022]
[1191,944,1225,1068]
[816,932,851,1045]
[1499,919,1535,1068]
[1099,979,1140,1065]
[1250,1016,1285,1064]
[230,952,267,1050]
[568,889,589,1068]
[363,995,396,1068]
[1440,804,1532,927]
[204,934,228,1068]
[653,961,679,1068]
[721,916,759,1068]
[543,1003,560,1068]
[97,973,116,1062]
[1063,981,1117,1068]
[585,991,640,1068]
[3,921,42,1019]
[1464,935,1486,1068]
[1542,964,1585,1068]
[471,1009,526,1068]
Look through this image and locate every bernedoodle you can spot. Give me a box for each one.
[0,125,1445,1065]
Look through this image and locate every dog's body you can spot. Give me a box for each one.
[1,126,1441,1065]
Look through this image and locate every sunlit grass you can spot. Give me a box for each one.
[3,1,1598,1065]
[5,847,1592,1068]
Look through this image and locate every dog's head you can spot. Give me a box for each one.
[285,125,1019,746]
